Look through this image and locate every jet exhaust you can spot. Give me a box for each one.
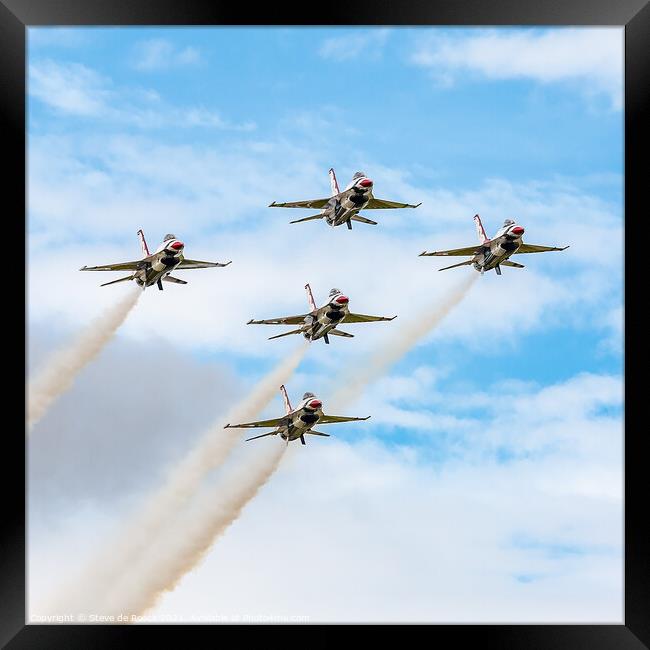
[102,443,286,617]
[27,289,141,431]
[45,343,306,617]
[329,274,478,411]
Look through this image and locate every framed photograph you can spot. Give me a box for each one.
[6,1,646,647]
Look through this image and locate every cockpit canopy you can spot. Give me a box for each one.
[302,392,316,400]
[163,233,177,242]
[502,219,515,227]
[352,171,367,179]
[329,288,341,297]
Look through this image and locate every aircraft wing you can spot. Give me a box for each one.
[248,314,309,325]
[345,313,396,323]
[224,417,286,429]
[365,198,422,209]
[269,199,330,209]
[514,244,569,254]
[176,259,232,269]
[318,414,371,424]
[80,261,144,272]
[419,246,480,257]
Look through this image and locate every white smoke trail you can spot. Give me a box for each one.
[329,274,478,411]
[48,343,306,616]
[27,289,141,431]
[104,443,286,617]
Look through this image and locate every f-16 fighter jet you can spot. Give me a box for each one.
[419,215,569,275]
[247,283,396,344]
[80,230,231,290]
[269,168,421,229]
[224,385,370,445]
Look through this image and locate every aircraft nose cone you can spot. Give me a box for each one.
[170,241,184,250]
[335,295,349,304]
[309,400,322,410]
[511,226,524,236]
[360,179,373,187]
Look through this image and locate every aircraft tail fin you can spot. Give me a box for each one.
[474,214,489,244]
[137,229,150,256]
[305,283,317,311]
[438,260,474,272]
[268,328,303,340]
[100,275,134,287]
[329,168,340,196]
[280,385,293,414]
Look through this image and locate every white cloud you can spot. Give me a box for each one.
[411,28,623,110]
[28,60,254,131]
[319,28,390,61]
[133,39,201,71]
[29,60,111,117]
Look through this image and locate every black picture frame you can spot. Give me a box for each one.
[6,1,647,647]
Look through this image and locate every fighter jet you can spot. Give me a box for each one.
[80,230,231,290]
[224,385,370,445]
[419,215,569,275]
[269,168,421,229]
[247,283,396,344]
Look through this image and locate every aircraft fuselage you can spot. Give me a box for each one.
[300,295,350,341]
[323,183,373,227]
[278,398,324,441]
[472,231,523,273]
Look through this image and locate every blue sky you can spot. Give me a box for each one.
[27,27,623,623]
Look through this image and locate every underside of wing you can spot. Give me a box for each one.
[366,198,422,209]
[344,312,396,323]
[318,414,371,424]
[224,417,286,429]
[419,245,480,257]
[514,244,569,254]
[269,198,330,209]
[176,259,232,269]
[248,314,309,325]
[80,260,143,272]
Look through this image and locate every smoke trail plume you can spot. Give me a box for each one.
[27,289,141,431]
[48,344,306,616]
[105,443,286,617]
[329,274,478,411]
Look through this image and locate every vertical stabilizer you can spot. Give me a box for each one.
[329,168,340,196]
[474,214,489,244]
[305,283,317,311]
[280,385,293,414]
[137,229,150,256]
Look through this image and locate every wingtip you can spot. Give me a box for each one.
[389,315,397,321]
[269,201,277,207]
[562,245,570,250]
[79,265,87,271]
[224,423,231,429]
[223,260,233,266]
[413,202,422,208]
[363,416,371,420]
[418,251,429,257]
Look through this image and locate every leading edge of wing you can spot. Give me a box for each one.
[224,417,285,429]
[247,314,309,325]
[79,260,143,272]
[419,245,480,257]
[269,198,330,209]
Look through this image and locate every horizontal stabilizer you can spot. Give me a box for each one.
[290,214,324,224]
[245,431,279,442]
[100,275,134,287]
[329,329,354,338]
[268,328,304,340]
[306,430,330,437]
[350,215,378,225]
[438,260,473,272]
[162,275,188,284]
[500,260,525,268]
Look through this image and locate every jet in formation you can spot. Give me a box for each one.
[419,215,569,275]
[269,168,421,229]
[247,283,396,344]
[224,385,369,445]
[80,230,232,290]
